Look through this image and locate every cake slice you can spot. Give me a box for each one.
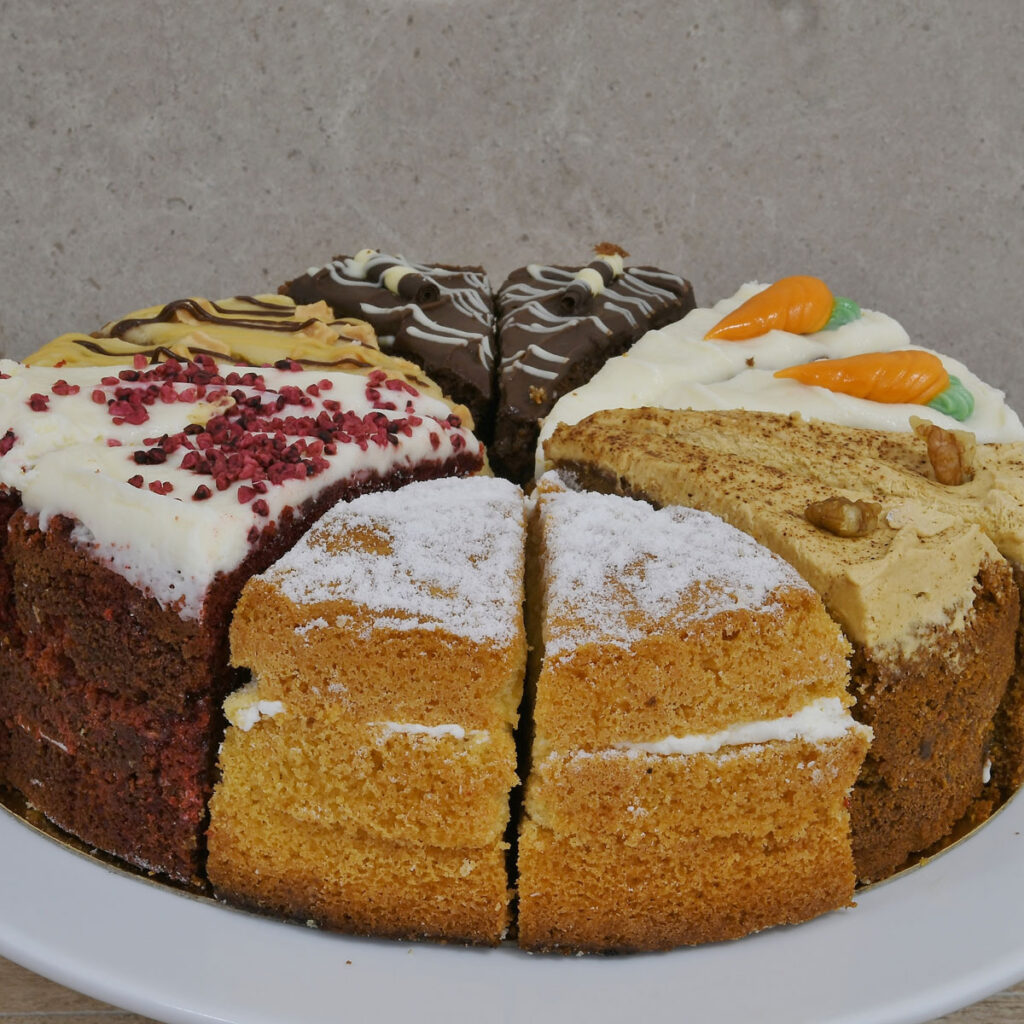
[281,253,497,437]
[207,476,526,943]
[543,407,1022,880]
[493,245,695,482]
[538,279,1024,476]
[517,475,869,951]
[0,351,484,882]
[23,293,462,414]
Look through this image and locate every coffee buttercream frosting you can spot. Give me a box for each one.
[544,406,1018,658]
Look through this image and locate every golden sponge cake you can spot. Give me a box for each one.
[516,474,869,950]
[207,475,527,943]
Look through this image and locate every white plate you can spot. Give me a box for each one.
[1,792,1023,1024]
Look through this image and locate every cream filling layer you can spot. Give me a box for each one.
[224,683,286,732]
[557,697,869,762]
[375,721,468,740]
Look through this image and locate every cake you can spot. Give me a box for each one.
[22,293,466,414]
[207,475,526,943]
[492,245,695,483]
[0,351,484,882]
[2,269,1023,949]
[543,406,1024,880]
[538,278,1024,475]
[517,474,870,950]
[280,252,497,437]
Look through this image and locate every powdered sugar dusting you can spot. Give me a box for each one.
[267,476,524,644]
[295,617,329,637]
[542,487,809,656]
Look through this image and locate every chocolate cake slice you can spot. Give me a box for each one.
[281,251,496,437]
[492,245,695,483]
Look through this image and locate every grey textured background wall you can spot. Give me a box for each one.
[2,0,1022,408]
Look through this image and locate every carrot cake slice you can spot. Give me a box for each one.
[538,278,1024,475]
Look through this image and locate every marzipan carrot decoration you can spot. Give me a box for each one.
[774,350,949,405]
[705,275,860,341]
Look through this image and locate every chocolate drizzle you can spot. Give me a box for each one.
[106,297,316,337]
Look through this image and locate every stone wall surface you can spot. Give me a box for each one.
[1,0,1021,408]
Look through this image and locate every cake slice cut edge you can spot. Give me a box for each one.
[207,476,527,944]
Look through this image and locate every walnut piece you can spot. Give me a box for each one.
[911,417,976,485]
[528,385,547,406]
[805,496,881,537]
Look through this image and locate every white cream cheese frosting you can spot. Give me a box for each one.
[538,282,1024,475]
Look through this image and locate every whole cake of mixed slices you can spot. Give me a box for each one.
[1,267,1023,952]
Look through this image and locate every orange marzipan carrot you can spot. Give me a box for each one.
[705,276,834,341]
[774,350,950,405]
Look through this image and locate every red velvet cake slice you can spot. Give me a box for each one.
[0,354,483,882]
